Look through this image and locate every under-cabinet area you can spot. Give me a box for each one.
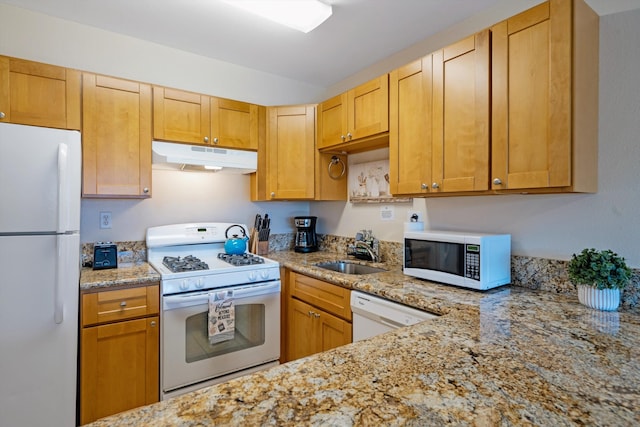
[79,283,159,425]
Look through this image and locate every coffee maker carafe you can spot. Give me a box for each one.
[294,216,318,253]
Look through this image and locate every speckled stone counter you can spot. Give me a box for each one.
[80,262,160,291]
[85,251,640,426]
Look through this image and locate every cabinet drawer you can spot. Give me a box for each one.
[82,285,159,327]
[290,272,351,321]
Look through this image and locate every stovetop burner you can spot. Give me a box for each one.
[162,255,209,273]
[217,252,265,266]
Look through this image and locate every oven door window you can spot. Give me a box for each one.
[185,304,265,363]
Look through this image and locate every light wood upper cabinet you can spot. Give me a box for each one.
[153,86,259,150]
[317,75,389,151]
[491,0,598,193]
[0,56,80,129]
[431,30,490,194]
[153,86,210,145]
[266,105,316,200]
[389,30,489,196]
[318,93,347,149]
[389,56,433,195]
[82,73,152,198]
[211,97,258,150]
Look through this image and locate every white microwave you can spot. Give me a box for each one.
[403,230,511,290]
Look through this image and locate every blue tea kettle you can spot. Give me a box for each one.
[224,224,248,255]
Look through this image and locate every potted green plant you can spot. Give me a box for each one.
[567,248,632,311]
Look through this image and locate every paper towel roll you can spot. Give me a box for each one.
[404,221,424,232]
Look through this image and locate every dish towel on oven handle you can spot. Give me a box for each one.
[208,289,235,344]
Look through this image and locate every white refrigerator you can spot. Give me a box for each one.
[0,122,81,426]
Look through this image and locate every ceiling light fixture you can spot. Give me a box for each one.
[222,0,332,33]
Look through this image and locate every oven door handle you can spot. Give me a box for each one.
[163,281,281,309]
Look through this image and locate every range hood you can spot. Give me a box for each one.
[152,141,257,174]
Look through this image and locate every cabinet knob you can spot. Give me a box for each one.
[270,192,276,198]
[308,310,314,317]
[431,182,439,190]
[213,137,219,144]
[493,178,503,186]
[0,112,5,119]
[150,321,156,327]
[204,136,209,143]
[313,313,320,318]
[120,301,127,307]
[341,135,346,141]
[347,132,352,140]
[143,187,149,194]
[421,183,428,190]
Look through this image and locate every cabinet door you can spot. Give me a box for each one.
[210,97,258,150]
[317,93,347,149]
[82,74,152,198]
[389,56,433,195]
[153,86,210,145]
[0,56,80,129]
[491,0,571,190]
[317,308,352,353]
[287,297,319,360]
[287,297,351,361]
[80,316,159,425]
[346,74,389,141]
[267,105,315,199]
[432,30,490,193]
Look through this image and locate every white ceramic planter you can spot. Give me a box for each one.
[577,285,621,311]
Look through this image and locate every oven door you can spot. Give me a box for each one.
[161,280,280,395]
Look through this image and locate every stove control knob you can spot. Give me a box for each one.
[248,272,258,282]
[180,280,189,291]
[260,270,270,280]
[195,278,204,289]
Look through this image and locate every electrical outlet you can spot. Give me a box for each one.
[100,212,112,229]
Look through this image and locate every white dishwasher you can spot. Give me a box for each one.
[351,291,438,341]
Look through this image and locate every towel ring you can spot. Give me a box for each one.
[328,155,346,180]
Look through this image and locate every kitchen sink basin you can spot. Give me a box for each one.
[315,261,387,275]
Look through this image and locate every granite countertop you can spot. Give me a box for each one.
[86,251,640,426]
[80,262,160,291]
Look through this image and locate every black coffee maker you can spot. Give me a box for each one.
[294,216,318,253]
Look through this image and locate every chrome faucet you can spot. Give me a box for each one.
[354,240,379,263]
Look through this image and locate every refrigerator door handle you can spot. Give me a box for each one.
[54,235,65,324]
[57,143,69,234]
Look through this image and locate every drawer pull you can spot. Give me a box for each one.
[120,301,127,307]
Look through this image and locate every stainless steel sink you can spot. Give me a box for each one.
[315,261,387,275]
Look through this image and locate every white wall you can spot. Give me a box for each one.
[313,9,640,267]
[81,170,309,243]
[0,4,324,106]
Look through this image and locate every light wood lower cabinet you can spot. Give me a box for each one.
[285,271,352,362]
[79,284,159,425]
